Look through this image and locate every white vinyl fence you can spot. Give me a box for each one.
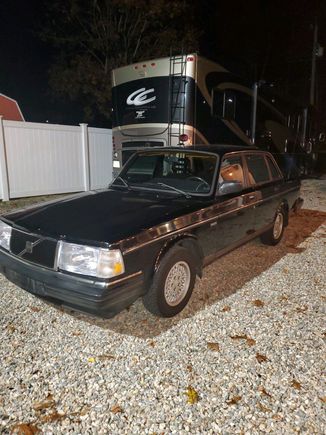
[0,117,112,201]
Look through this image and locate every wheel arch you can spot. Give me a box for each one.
[279,199,289,226]
[154,234,204,278]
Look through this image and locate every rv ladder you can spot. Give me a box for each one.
[168,54,188,147]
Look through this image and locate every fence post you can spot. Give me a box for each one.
[80,123,90,191]
[0,116,9,201]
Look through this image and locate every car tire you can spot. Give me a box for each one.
[143,245,197,317]
[260,206,286,246]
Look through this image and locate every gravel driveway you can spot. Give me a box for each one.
[1,180,325,434]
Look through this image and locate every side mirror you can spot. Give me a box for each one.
[218,180,243,195]
[212,89,236,121]
[319,132,325,142]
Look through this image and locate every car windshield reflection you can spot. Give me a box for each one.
[114,151,218,196]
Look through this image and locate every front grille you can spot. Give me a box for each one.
[10,229,57,269]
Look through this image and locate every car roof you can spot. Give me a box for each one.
[136,144,259,158]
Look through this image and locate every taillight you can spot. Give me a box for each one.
[179,134,189,142]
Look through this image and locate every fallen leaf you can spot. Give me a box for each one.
[87,357,96,363]
[258,386,272,398]
[222,305,231,312]
[72,330,82,336]
[148,340,156,348]
[10,423,39,434]
[296,306,308,313]
[291,379,302,390]
[272,414,283,421]
[186,364,193,372]
[39,411,66,423]
[226,395,242,405]
[97,354,115,361]
[256,353,268,363]
[32,394,55,411]
[207,342,220,352]
[185,386,199,404]
[279,295,289,302]
[319,396,326,403]
[246,338,256,347]
[283,267,289,274]
[111,405,123,414]
[6,324,16,333]
[29,306,41,313]
[231,334,248,340]
[258,402,272,412]
[252,299,265,307]
[230,334,255,346]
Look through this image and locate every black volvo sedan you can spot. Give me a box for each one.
[0,145,303,317]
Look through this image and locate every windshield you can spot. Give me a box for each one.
[115,151,218,196]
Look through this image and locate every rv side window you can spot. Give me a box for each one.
[212,89,236,121]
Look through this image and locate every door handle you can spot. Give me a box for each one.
[248,194,255,200]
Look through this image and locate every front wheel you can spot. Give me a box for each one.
[260,207,285,246]
[143,245,196,317]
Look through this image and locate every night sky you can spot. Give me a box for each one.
[1,0,325,128]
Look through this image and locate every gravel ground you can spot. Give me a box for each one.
[0,180,325,434]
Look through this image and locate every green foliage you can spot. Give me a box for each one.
[42,0,200,122]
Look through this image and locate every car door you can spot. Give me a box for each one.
[244,152,282,232]
[201,152,257,256]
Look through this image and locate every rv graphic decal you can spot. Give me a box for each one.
[135,110,146,119]
[126,88,156,106]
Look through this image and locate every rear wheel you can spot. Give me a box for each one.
[143,245,196,317]
[260,207,285,246]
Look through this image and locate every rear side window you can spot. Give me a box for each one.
[266,156,281,180]
[246,154,270,184]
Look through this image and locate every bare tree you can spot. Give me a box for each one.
[42,0,199,121]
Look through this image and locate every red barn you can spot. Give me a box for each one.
[0,93,25,121]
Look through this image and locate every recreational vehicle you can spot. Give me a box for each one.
[111,54,313,174]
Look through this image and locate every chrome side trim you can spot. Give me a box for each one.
[118,185,299,254]
[106,270,143,287]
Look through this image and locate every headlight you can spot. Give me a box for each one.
[57,241,125,279]
[0,221,12,251]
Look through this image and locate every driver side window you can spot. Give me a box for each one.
[217,154,245,195]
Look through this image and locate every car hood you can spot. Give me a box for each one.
[4,188,206,245]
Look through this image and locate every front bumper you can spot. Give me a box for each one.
[0,249,144,318]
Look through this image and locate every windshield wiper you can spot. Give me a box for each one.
[156,182,191,198]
